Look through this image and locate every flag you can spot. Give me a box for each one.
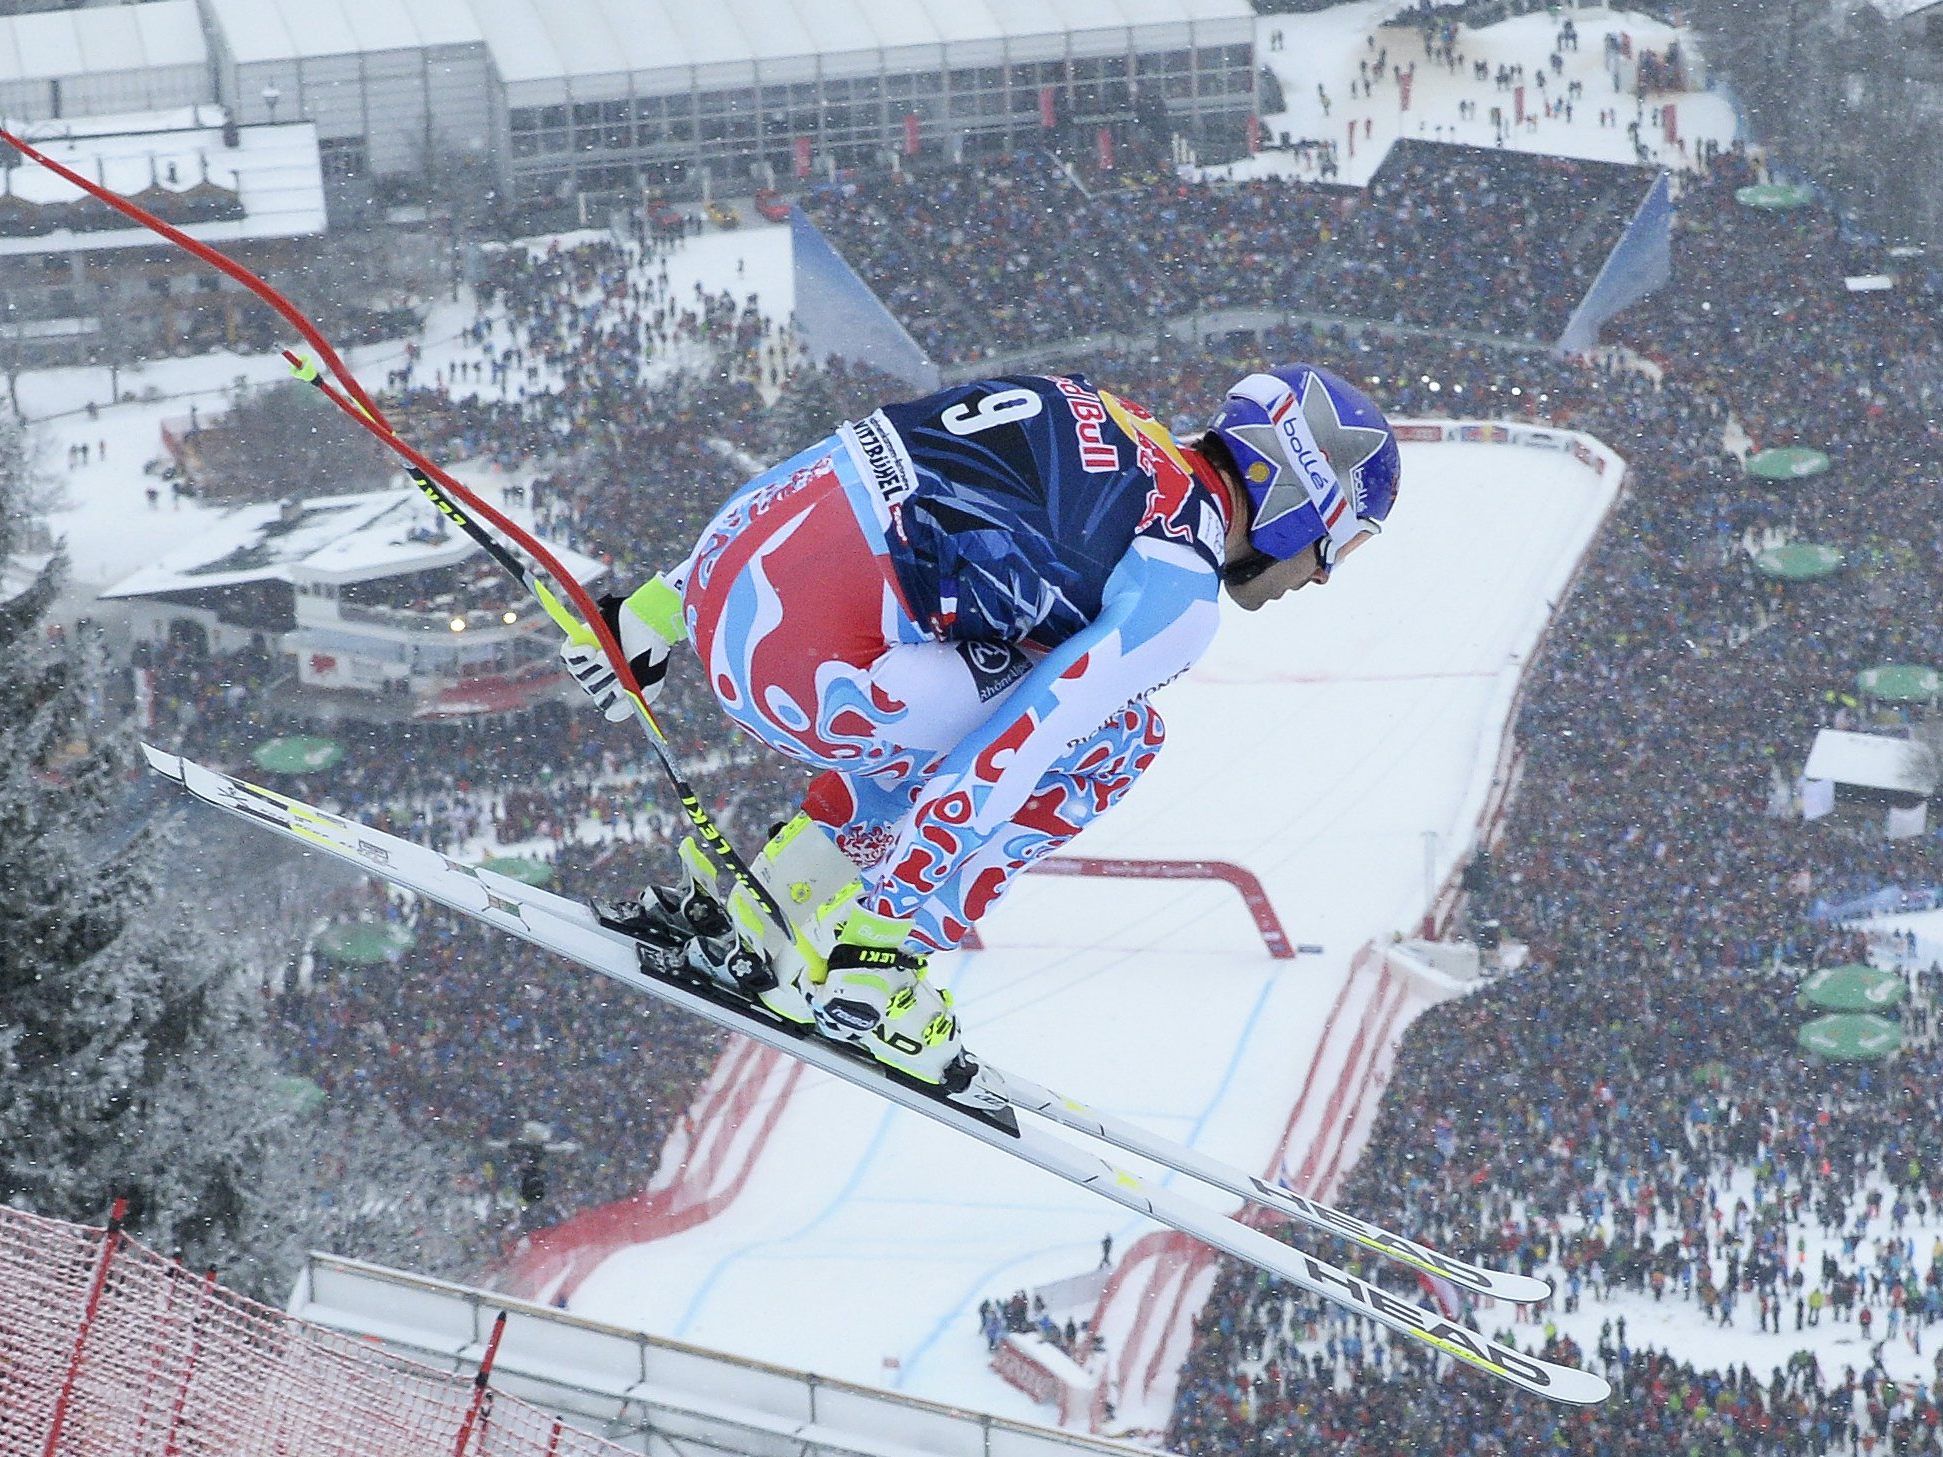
[1417,1270,1463,1319]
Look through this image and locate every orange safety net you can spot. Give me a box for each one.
[0,1204,635,1457]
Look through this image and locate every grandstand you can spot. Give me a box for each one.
[802,140,1670,367]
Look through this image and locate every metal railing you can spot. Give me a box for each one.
[292,1252,1173,1457]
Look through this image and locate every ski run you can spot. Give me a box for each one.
[143,743,1612,1407]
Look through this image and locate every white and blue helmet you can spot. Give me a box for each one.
[1207,364,1402,571]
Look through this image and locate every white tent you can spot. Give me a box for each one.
[1803,729,1938,797]
[0,1,207,120]
[1802,729,1937,837]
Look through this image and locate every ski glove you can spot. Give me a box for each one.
[560,586,677,722]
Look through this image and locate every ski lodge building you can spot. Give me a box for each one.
[99,485,604,717]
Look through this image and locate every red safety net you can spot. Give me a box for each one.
[0,1204,635,1457]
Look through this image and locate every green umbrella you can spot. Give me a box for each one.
[1746,447,1831,482]
[1754,544,1843,581]
[1736,182,1817,210]
[315,920,416,964]
[1797,1013,1902,1061]
[1798,964,1907,1013]
[480,856,554,887]
[1857,665,1941,703]
[252,735,344,774]
[275,1075,329,1116]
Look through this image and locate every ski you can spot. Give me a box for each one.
[985,1068,1552,1306]
[143,745,1610,1406]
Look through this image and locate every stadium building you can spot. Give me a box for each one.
[3,0,1258,209]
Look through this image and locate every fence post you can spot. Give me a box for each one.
[42,1197,129,1457]
[451,1310,508,1457]
[162,1267,219,1457]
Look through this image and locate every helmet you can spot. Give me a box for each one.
[1207,364,1401,572]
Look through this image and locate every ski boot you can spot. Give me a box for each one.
[592,838,778,1004]
[595,825,837,1028]
[730,817,1003,1111]
[606,815,1002,1111]
[819,937,1000,1108]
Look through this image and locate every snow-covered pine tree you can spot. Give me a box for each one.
[0,417,512,1294]
[0,419,314,1292]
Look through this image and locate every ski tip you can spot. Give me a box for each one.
[1546,1366,1614,1406]
[1486,1272,1556,1305]
[138,742,185,784]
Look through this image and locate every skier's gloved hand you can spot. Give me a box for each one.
[560,582,679,722]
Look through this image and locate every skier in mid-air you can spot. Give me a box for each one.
[561,365,1401,1106]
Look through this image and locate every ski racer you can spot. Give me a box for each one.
[561,365,1401,1106]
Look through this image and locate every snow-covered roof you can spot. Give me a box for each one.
[0,1,205,87]
[0,115,326,257]
[1804,729,1938,796]
[199,0,1252,91]
[1,549,52,607]
[196,0,486,64]
[99,487,603,600]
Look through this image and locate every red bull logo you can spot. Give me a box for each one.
[1051,375,1121,473]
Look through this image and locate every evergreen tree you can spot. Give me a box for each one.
[0,416,506,1294]
[0,419,305,1291]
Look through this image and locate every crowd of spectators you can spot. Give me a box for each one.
[801,158,1343,362]
[133,121,1943,1441]
[1311,140,1641,338]
[269,868,723,1223]
[1158,152,1943,1457]
[1173,956,1943,1454]
[803,137,1665,361]
[1173,1322,1938,1457]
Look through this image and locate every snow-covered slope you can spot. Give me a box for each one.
[562,435,1618,1420]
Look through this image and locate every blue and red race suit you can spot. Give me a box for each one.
[664,374,1232,950]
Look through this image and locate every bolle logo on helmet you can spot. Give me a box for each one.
[1223,374,1347,538]
[1271,389,1349,530]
